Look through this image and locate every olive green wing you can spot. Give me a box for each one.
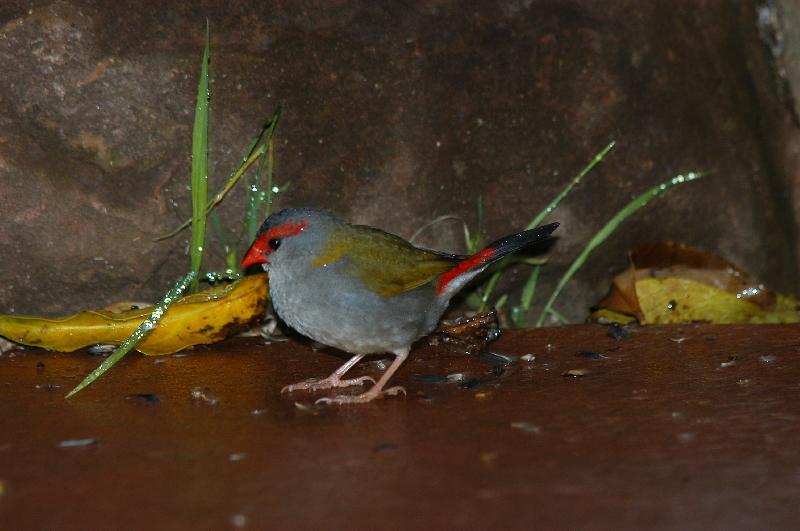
[312,224,459,297]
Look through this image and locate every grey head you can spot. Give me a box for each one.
[240,208,341,272]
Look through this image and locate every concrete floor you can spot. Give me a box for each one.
[1,324,799,530]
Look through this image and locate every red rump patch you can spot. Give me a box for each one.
[241,220,307,268]
[437,247,495,294]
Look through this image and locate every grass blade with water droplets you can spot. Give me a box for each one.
[511,264,541,327]
[243,107,282,246]
[526,141,615,230]
[189,26,210,292]
[155,136,269,242]
[65,272,197,398]
[535,171,704,327]
[476,142,614,312]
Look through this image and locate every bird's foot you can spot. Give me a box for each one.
[315,385,406,405]
[281,374,376,394]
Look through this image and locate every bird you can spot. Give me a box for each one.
[241,207,558,404]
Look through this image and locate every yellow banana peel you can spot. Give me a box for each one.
[0,274,269,355]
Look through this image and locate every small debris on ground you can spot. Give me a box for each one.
[576,351,608,360]
[719,356,737,368]
[191,387,219,406]
[562,368,590,378]
[607,323,630,340]
[413,374,449,384]
[0,337,18,354]
[520,354,536,362]
[87,344,116,355]
[369,358,388,370]
[479,351,517,366]
[373,443,399,453]
[511,422,542,434]
[126,393,161,404]
[251,409,267,416]
[34,383,62,391]
[251,315,289,343]
[229,514,248,528]
[228,453,247,461]
[431,310,501,355]
[460,378,482,389]
[415,391,434,403]
[58,438,97,448]
[294,401,322,414]
[760,355,777,364]
[35,361,45,372]
[480,452,498,464]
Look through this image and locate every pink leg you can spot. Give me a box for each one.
[315,348,409,404]
[281,353,375,393]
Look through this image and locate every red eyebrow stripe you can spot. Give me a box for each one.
[437,247,495,294]
[266,219,307,240]
[247,220,307,255]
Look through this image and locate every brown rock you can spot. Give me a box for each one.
[0,1,797,321]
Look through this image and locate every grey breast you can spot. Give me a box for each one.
[269,256,444,354]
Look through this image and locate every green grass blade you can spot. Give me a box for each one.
[65,272,197,398]
[243,107,282,245]
[474,142,614,313]
[209,210,238,272]
[519,264,540,310]
[546,307,569,325]
[469,195,484,254]
[243,154,268,244]
[154,134,266,242]
[527,140,615,230]
[535,171,704,327]
[263,109,279,219]
[204,270,240,283]
[511,264,541,327]
[477,266,503,312]
[189,26,211,292]
[409,215,466,244]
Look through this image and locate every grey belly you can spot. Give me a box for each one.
[269,264,445,354]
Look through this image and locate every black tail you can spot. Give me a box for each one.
[436,222,559,294]
[483,222,560,262]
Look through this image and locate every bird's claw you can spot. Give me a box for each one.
[314,385,407,405]
[281,375,376,394]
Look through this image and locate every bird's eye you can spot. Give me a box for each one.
[268,238,281,250]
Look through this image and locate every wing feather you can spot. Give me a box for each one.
[312,224,457,297]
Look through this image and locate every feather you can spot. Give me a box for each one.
[312,224,458,297]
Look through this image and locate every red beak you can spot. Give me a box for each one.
[241,242,269,269]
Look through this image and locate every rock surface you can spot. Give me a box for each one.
[0,1,797,319]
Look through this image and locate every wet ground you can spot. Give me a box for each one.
[1,324,799,530]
